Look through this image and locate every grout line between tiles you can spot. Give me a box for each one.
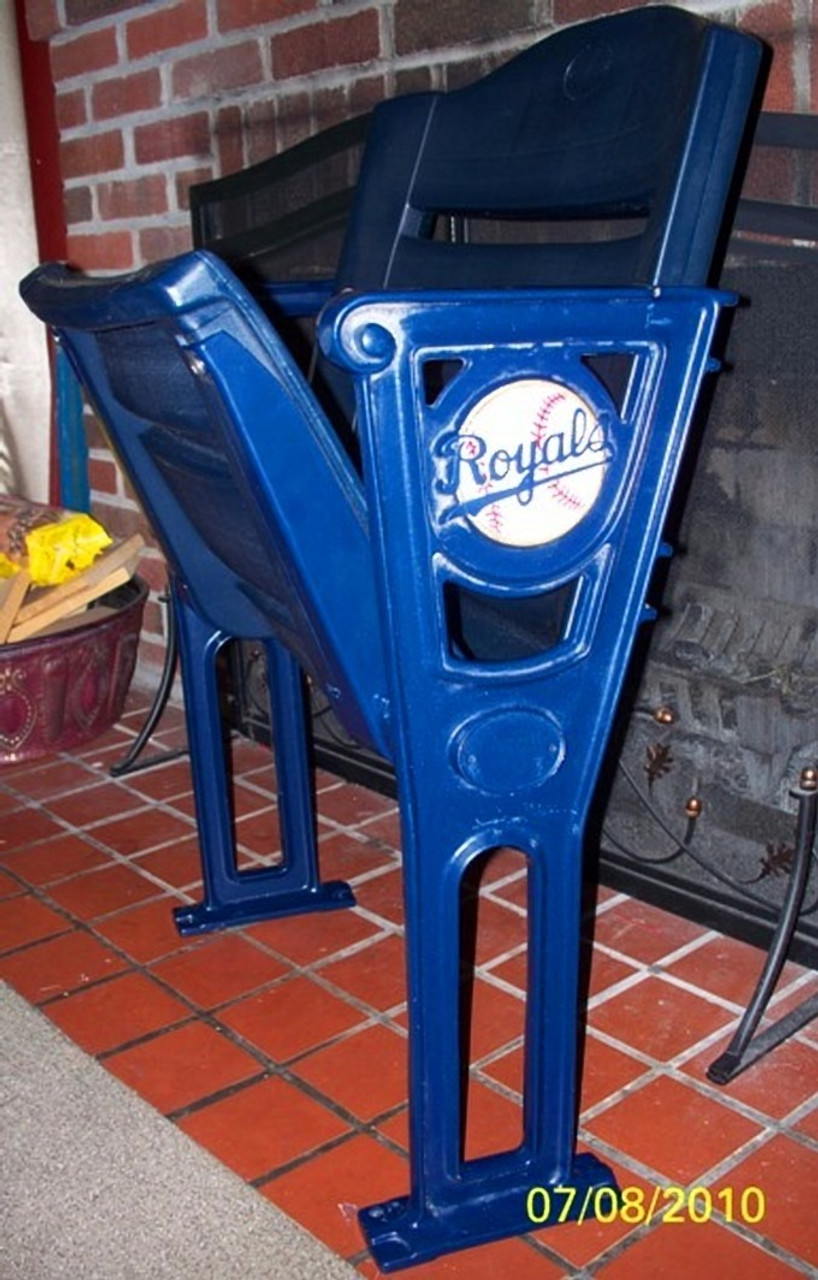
[3,747,817,1278]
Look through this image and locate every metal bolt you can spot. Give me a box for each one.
[685,796,703,819]
[800,766,817,792]
[654,706,675,726]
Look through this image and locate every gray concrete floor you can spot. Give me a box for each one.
[1,982,358,1279]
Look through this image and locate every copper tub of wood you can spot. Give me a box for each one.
[0,531,146,764]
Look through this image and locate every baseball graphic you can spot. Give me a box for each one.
[442,378,611,548]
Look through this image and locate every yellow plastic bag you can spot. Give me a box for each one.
[25,514,113,587]
[0,552,19,579]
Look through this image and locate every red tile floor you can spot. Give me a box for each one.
[1,690,816,1277]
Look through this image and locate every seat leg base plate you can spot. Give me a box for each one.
[173,879,355,935]
[359,1151,619,1271]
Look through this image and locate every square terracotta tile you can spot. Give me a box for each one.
[132,837,203,889]
[0,831,111,886]
[482,1045,524,1097]
[291,1023,407,1121]
[236,759,276,793]
[150,932,288,1008]
[353,868,405,925]
[228,736,273,775]
[0,928,128,1003]
[106,1020,262,1114]
[486,947,527,993]
[261,1132,408,1258]
[579,1033,651,1114]
[122,759,194,802]
[244,903,384,967]
[127,698,185,731]
[681,1031,818,1120]
[594,1216,802,1278]
[73,723,134,757]
[219,975,366,1062]
[590,975,734,1061]
[377,1105,410,1151]
[489,939,639,1002]
[583,944,642,1000]
[714,1134,818,1269]
[44,781,144,829]
[489,873,528,911]
[378,1078,524,1163]
[178,1076,349,1179]
[479,846,530,887]
[89,806,194,857]
[317,831,397,885]
[471,1033,648,1122]
[44,970,190,1054]
[0,869,22,898]
[585,1075,762,1184]
[589,898,708,965]
[241,757,282,788]
[120,688,154,716]
[529,1152,657,1269]
[665,934,802,1008]
[143,724,189,754]
[232,780,278,818]
[464,1079,524,1160]
[4,759,98,801]
[91,895,199,963]
[163,791,197,820]
[795,1103,818,1142]
[45,862,163,920]
[467,978,526,1062]
[355,808,402,850]
[0,894,71,953]
[0,791,24,820]
[769,974,818,1033]
[320,933,406,1012]
[318,783,397,828]
[468,896,527,967]
[0,807,65,853]
[72,740,135,773]
[234,807,281,856]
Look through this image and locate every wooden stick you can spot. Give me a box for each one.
[7,565,135,644]
[14,533,144,626]
[17,604,118,640]
[0,571,32,644]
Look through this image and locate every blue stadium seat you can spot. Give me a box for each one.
[21,7,763,1268]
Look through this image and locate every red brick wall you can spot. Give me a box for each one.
[20,0,816,683]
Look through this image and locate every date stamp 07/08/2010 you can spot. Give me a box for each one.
[526,1184,766,1229]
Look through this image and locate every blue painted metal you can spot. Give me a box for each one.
[321,284,729,1266]
[21,252,389,931]
[20,6,764,1269]
[55,343,90,511]
[339,7,764,292]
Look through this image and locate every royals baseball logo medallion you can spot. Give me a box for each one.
[436,378,612,548]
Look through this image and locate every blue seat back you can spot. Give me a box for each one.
[340,5,763,290]
[20,252,389,754]
[20,7,763,758]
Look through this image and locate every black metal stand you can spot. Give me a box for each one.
[109,593,187,777]
[707,768,818,1084]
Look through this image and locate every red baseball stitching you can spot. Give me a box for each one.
[548,478,583,510]
[531,391,565,446]
[485,503,503,534]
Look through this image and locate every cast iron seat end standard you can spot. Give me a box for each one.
[21,251,391,933]
[21,7,764,1270]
